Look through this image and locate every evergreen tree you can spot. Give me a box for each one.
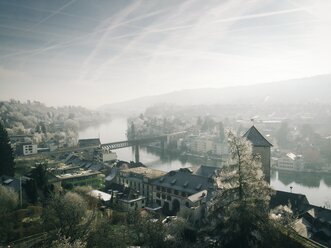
[0,122,15,176]
[206,131,273,247]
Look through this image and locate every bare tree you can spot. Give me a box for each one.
[43,192,96,243]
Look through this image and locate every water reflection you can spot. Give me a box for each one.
[271,170,331,188]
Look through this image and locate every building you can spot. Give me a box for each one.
[118,196,147,211]
[22,144,38,156]
[276,153,304,171]
[190,136,214,154]
[94,147,117,162]
[114,166,215,225]
[15,142,38,156]
[9,135,33,144]
[78,138,101,147]
[271,190,331,247]
[243,125,272,183]
[54,169,103,188]
[295,206,331,247]
[151,168,214,225]
[89,189,112,205]
[116,167,166,205]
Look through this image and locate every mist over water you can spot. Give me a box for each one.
[79,118,331,207]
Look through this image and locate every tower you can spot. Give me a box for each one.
[243,126,272,184]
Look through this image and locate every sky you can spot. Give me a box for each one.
[0,0,330,108]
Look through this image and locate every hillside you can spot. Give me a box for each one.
[100,74,331,115]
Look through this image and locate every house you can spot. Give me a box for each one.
[15,142,38,156]
[118,195,147,211]
[270,190,310,215]
[295,206,331,247]
[0,175,33,203]
[151,168,214,226]
[116,166,166,205]
[9,135,33,144]
[94,147,117,162]
[193,165,219,178]
[276,153,304,171]
[243,125,272,183]
[89,189,112,205]
[50,159,104,188]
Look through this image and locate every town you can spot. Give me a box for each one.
[1,99,331,247]
[1,0,331,247]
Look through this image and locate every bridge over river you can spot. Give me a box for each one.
[100,131,187,162]
[20,132,187,162]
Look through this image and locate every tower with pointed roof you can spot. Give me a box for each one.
[243,126,272,184]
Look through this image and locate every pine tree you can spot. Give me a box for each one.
[207,131,273,247]
[0,122,15,176]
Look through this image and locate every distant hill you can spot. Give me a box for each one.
[100,74,331,115]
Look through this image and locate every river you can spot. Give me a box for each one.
[79,118,331,207]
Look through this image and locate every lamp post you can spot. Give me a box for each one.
[20,176,23,207]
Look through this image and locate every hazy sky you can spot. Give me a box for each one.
[0,0,330,108]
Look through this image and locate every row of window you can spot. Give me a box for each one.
[156,186,187,197]
[119,177,188,198]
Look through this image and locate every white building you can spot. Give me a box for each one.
[23,144,37,155]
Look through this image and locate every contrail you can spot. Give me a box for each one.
[26,0,77,31]
[0,7,169,60]
[1,1,100,23]
[141,7,307,33]
[77,1,142,82]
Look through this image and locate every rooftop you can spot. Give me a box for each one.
[121,166,166,179]
[243,125,273,147]
[153,168,214,196]
[55,169,101,180]
[89,190,112,201]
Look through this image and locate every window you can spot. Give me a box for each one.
[167,195,171,201]
[156,200,161,206]
[156,186,160,191]
[156,193,160,198]
[162,194,166,199]
[181,192,186,197]
[167,188,172,193]
[130,202,134,207]
[185,202,190,207]
[161,187,165,192]
[142,200,145,204]
[174,190,179,195]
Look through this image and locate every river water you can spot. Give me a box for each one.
[79,118,331,207]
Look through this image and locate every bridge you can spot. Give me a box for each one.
[100,131,187,162]
[17,132,187,162]
[101,135,168,162]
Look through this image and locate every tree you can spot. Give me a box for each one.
[0,185,19,242]
[0,122,15,176]
[50,236,86,248]
[43,192,95,243]
[206,131,273,247]
[87,219,129,248]
[0,185,18,214]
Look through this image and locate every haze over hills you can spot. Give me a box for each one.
[100,74,331,115]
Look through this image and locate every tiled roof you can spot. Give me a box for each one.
[193,165,219,178]
[152,168,214,196]
[270,190,310,214]
[243,125,272,147]
[122,166,166,179]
